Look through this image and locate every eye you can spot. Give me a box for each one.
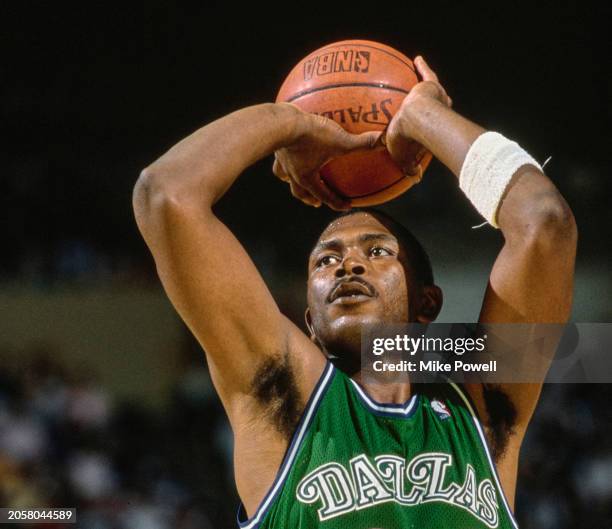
[317,254,340,267]
[369,246,393,257]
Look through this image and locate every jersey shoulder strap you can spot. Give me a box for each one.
[237,361,336,529]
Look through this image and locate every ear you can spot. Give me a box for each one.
[304,307,317,342]
[416,285,443,323]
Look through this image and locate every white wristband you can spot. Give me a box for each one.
[459,131,542,228]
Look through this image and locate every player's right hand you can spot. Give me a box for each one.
[385,56,452,176]
[273,104,380,211]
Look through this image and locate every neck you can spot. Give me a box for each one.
[327,352,414,404]
[351,370,413,404]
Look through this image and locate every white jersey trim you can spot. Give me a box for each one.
[448,382,520,529]
[349,378,419,417]
[237,361,335,529]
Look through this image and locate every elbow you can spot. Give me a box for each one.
[133,165,213,238]
[133,166,163,223]
[133,166,152,209]
[133,164,199,213]
[132,165,188,230]
[523,193,578,251]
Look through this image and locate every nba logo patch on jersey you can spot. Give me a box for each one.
[431,399,451,420]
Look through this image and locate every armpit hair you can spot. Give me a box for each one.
[250,352,302,440]
[482,384,518,461]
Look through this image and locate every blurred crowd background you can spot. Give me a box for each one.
[3,2,610,528]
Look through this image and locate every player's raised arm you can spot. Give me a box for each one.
[386,56,577,501]
[387,57,577,328]
[133,103,377,415]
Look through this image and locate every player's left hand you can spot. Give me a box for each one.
[385,56,452,176]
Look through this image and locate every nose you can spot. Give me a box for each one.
[335,255,366,278]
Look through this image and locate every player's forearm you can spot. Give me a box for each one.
[401,96,576,241]
[135,103,299,210]
[398,95,484,177]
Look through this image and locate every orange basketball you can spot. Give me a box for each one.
[276,40,430,206]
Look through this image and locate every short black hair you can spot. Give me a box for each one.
[330,208,434,286]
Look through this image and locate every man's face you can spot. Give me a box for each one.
[307,212,413,357]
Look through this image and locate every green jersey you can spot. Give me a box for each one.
[238,362,518,529]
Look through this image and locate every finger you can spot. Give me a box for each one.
[415,55,438,81]
[288,179,322,207]
[415,55,439,83]
[401,143,428,176]
[298,172,350,211]
[275,157,322,207]
[338,130,381,152]
[379,128,388,147]
[385,132,427,176]
[272,157,290,182]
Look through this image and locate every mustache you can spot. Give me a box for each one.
[327,276,377,303]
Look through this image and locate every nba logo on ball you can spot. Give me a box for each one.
[431,400,451,420]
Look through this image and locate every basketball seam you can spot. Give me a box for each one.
[285,82,410,103]
[312,42,416,73]
[337,152,428,199]
[336,173,408,199]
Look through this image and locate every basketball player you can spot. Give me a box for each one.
[133,56,576,528]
